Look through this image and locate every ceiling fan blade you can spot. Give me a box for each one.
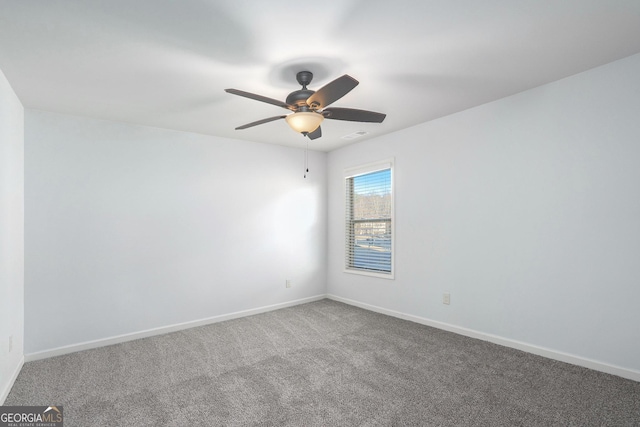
[322,107,386,123]
[235,115,286,130]
[225,89,293,110]
[306,75,359,109]
[307,126,322,140]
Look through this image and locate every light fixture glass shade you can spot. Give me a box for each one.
[285,111,324,134]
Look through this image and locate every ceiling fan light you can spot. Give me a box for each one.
[285,111,324,134]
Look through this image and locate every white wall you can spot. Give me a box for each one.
[327,53,640,376]
[24,111,326,354]
[0,68,24,402]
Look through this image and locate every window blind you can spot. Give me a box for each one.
[345,166,392,274]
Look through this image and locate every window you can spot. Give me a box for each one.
[345,160,393,278]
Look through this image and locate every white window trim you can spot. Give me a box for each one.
[343,158,395,280]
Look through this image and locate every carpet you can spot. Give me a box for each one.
[5,299,640,426]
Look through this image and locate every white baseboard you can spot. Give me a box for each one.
[22,293,640,383]
[0,355,24,405]
[327,294,640,383]
[25,295,326,362]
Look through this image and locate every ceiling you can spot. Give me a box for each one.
[1,1,640,152]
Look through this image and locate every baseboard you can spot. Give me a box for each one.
[25,295,327,362]
[327,294,640,383]
[0,355,24,405]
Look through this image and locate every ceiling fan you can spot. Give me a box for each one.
[225,71,386,140]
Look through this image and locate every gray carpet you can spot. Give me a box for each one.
[6,299,640,426]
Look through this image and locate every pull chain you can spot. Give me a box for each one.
[304,139,309,178]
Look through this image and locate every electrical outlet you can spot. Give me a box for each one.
[443,293,451,305]
[8,335,13,353]
[285,279,292,288]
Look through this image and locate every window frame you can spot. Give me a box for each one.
[343,158,395,280]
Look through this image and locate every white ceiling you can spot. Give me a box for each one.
[1,1,640,152]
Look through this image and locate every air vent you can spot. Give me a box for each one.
[341,131,368,140]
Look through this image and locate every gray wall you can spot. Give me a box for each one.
[327,53,640,374]
[24,111,327,354]
[0,68,24,402]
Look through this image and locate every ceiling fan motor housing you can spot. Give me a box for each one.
[286,89,315,108]
[286,71,316,108]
